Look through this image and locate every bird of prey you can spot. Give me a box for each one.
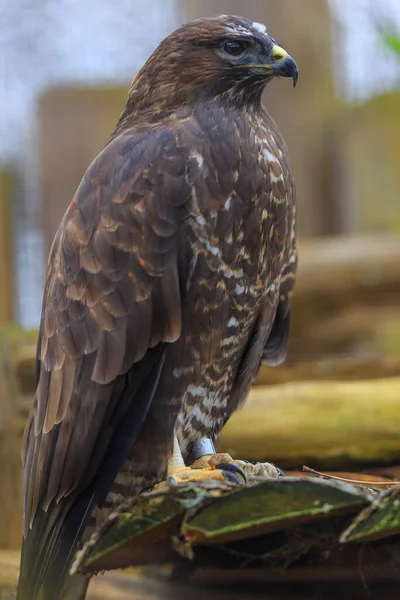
[17,15,298,600]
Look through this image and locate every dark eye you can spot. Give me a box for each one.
[222,40,246,57]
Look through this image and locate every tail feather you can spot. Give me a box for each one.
[17,347,166,600]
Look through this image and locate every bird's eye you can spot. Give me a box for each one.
[222,40,246,57]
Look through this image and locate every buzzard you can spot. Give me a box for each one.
[18,15,298,600]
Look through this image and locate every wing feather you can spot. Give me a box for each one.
[18,124,192,600]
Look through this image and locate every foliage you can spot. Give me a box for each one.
[380,31,400,57]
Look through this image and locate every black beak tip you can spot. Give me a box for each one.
[275,55,299,88]
[286,56,299,88]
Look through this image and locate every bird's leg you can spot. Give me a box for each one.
[167,435,190,477]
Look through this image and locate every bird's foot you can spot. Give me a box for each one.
[154,463,244,489]
[191,453,283,484]
[155,453,282,489]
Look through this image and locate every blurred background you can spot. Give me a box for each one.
[1,0,400,595]
[0,0,399,328]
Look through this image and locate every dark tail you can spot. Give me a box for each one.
[17,347,166,600]
[17,491,96,600]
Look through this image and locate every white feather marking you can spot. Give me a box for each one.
[201,391,217,409]
[253,21,267,34]
[222,336,236,347]
[223,267,244,279]
[187,385,207,397]
[205,240,220,256]
[235,284,245,295]
[263,148,278,163]
[225,24,253,37]
[191,151,204,170]
[228,316,239,327]
[173,367,194,379]
[223,196,232,210]
[195,214,206,226]
[271,173,283,183]
[189,406,215,428]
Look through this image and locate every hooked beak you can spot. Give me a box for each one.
[270,44,299,87]
[246,44,299,87]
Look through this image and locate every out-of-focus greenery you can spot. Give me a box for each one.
[381,31,400,57]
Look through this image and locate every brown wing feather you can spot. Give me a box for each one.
[18,124,192,599]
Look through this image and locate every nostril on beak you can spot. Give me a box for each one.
[273,50,285,62]
[271,45,288,63]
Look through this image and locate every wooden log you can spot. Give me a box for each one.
[289,235,400,356]
[296,234,400,300]
[220,377,400,468]
[289,306,400,357]
[256,355,400,386]
[13,343,400,411]
[11,361,400,470]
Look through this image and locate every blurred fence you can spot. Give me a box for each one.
[0,0,398,327]
[0,0,179,327]
[0,0,398,328]
[0,170,14,322]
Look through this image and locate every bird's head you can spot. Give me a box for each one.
[124,15,298,119]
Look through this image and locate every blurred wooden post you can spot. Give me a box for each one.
[181,0,343,238]
[38,87,129,255]
[338,93,400,234]
[0,170,14,323]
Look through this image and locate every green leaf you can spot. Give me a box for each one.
[340,485,400,543]
[182,478,371,544]
[78,485,225,572]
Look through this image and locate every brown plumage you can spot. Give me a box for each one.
[18,15,298,600]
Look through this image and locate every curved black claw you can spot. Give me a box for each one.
[217,462,247,483]
[276,467,285,477]
[221,470,241,484]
